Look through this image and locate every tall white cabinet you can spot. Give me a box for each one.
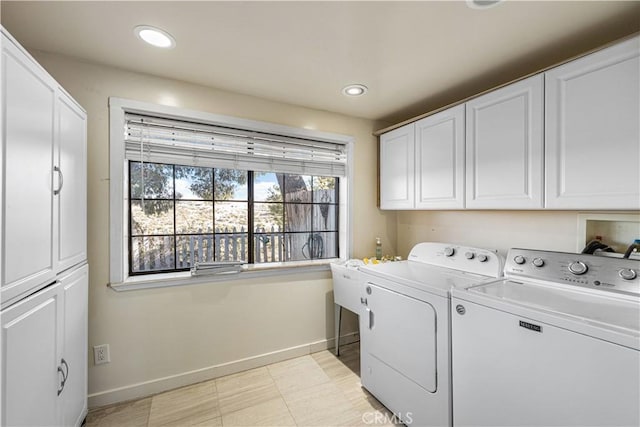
[545,36,640,209]
[2,31,57,303]
[1,27,88,426]
[57,92,88,272]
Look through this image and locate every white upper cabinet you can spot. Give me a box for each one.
[2,33,58,303]
[378,35,636,211]
[380,105,464,210]
[1,29,87,306]
[465,75,544,209]
[57,91,88,272]
[545,36,640,209]
[415,105,465,209]
[380,124,415,209]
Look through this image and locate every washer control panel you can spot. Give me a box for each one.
[505,248,640,296]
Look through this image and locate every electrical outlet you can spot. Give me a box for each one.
[93,344,110,365]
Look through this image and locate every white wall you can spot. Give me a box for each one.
[31,50,396,406]
[396,210,636,259]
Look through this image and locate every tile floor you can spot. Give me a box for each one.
[86,342,399,427]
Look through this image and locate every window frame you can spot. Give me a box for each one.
[109,98,353,290]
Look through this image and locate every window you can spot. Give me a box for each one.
[109,98,352,286]
[129,162,339,274]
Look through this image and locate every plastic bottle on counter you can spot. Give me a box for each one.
[375,237,382,260]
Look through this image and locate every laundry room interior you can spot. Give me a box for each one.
[1,1,639,427]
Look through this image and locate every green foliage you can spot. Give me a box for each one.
[265,185,284,223]
[175,165,212,199]
[314,176,335,190]
[174,165,247,200]
[214,168,247,200]
[130,162,247,217]
[130,162,173,215]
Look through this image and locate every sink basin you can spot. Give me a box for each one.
[330,262,362,314]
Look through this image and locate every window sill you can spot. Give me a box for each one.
[108,259,338,292]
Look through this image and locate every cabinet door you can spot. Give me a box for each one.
[57,91,87,272]
[415,105,465,209]
[545,36,640,209]
[1,282,63,426]
[379,124,415,209]
[60,265,88,427]
[466,75,544,209]
[1,32,57,306]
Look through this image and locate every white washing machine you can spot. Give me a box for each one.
[451,248,640,427]
[358,242,503,427]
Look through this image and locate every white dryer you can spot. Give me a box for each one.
[358,242,503,427]
[451,248,640,427]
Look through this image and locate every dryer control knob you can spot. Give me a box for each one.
[532,258,545,268]
[465,252,475,260]
[619,268,637,281]
[444,247,455,257]
[568,261,588,275]
[477,254,488,263]
[514,255,526,265]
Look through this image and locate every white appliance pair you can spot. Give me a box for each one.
[358,243,639,427]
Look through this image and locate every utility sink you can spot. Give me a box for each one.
[330,260,363,356]
[331,261,363,313]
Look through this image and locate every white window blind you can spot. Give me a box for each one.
[124,113,347,177]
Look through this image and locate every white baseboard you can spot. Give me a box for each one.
[88,332,360,409]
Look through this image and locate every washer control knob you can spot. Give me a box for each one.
[477,254,488,263]
[619,268,637,281]
[532,258,545,268]
[568,261,588,275]
[444,247,455,257]
[465,252,475,260]
[514,255,526,265]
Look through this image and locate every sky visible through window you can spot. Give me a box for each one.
[174,173,276,200]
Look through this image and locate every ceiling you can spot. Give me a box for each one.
[2,1,639,123]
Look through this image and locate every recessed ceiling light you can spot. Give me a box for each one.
[342,84,368,97]
[134,25,176,49]
[466,0,503,10]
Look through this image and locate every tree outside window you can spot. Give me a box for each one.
[129,161,338,274]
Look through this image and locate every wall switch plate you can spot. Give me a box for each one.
[93,344,110,365]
